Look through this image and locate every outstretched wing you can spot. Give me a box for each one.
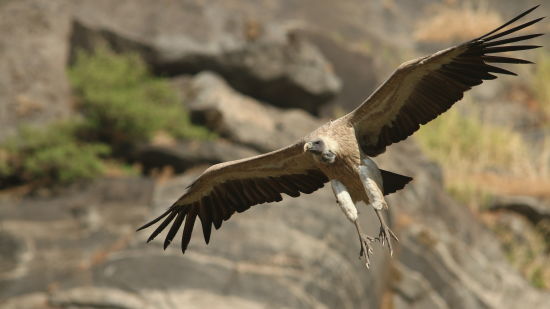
[137,141,328,253]
[346,6,544,156]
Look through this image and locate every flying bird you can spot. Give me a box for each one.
[138,6,544,267]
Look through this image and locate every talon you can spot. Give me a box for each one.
[374,209,399,256]
[377,225,398,256]
[357,233,375,267]
[354,221,375,268]
[390,229,399,242]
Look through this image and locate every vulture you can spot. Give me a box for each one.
[138,6,544,267]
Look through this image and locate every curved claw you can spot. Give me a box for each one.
[374,209,399,256]
[376,226,399,256]
[358,233,375,268]
[354,220,375,269]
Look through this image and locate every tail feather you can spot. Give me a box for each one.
[380,169,413,195]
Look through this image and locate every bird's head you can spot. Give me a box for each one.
[304,138,336,164]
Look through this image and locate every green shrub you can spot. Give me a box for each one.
[68,48,212,150]
[0,121,109,186]
[1,48,214,188]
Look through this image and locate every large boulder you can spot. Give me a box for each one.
[181,72,323,152]
[136,139,259,174]
[0,0,73,142]
[294,30,382,116]
[69,0,341,114]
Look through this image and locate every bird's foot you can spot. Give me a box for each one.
[358,233,375,269]
[376,225,398,256]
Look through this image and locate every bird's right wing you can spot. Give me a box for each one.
[345,6,543,156]
[137,140,328,253]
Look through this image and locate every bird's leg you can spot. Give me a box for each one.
[359,158,399,256]
[331,180,374,268]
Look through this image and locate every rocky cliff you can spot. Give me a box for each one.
[1,1,549,308]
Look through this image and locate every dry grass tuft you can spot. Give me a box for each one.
[416,101,550,209]
[534,51,550,120]
[414,3,503,43]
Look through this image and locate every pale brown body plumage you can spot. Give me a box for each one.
[306,119,367,203]
[138,6,543,258]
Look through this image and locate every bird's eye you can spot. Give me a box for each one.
[314,141,320,145]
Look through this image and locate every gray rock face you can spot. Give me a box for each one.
[378,142,550,309]
[49,287,144,309]
[489,196,550,224]
[69,0,341,114]
[0,0,73,142]
[148,172,388,309]
[0,230,23,276]
[391,262,449,309]
[184,72,323,152]
[3,142,550,309]
[294,30,383,116]
[0,174,387,309]
[136,140,259,174]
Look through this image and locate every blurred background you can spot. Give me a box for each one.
[1,0,549,308]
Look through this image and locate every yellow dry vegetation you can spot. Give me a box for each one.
[535,51,550,119]
[414,3,503,43]
[415,101,550,209]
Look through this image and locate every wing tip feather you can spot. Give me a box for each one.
[136,208,172,232]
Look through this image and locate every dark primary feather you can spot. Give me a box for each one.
[137,169,329,253]
[352,6,544,156]
[473,5,540,40]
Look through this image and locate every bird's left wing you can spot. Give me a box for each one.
[346,6,544,156]
[137,140,328,253]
